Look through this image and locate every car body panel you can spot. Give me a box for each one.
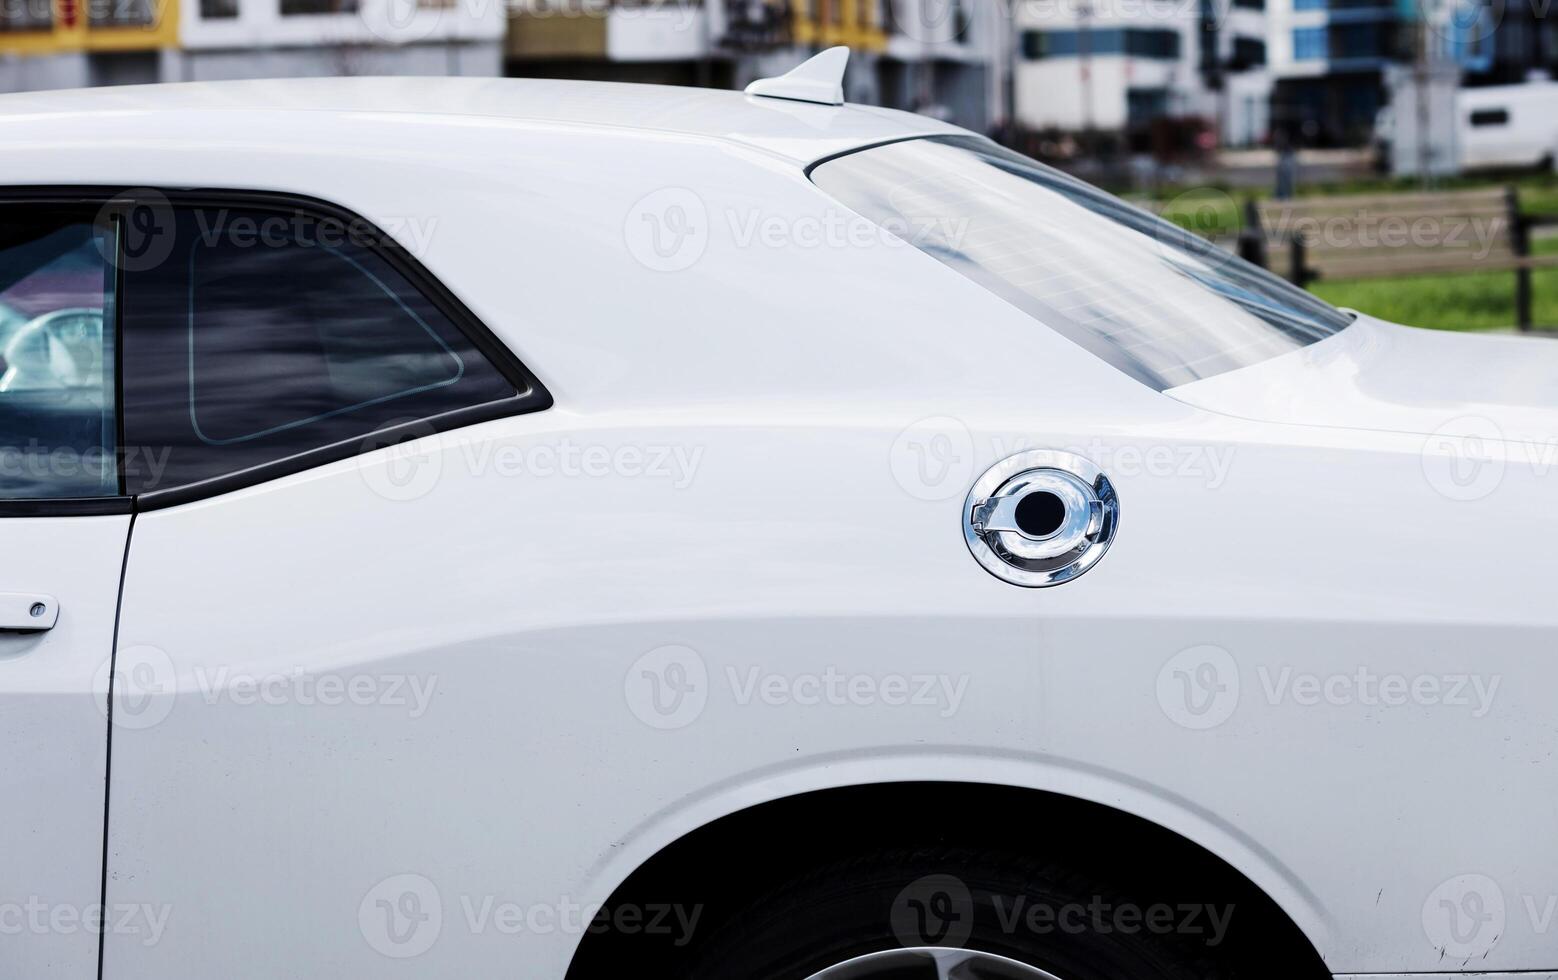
[0,515,129,976]
[1169,314,1558,446]
[0,79,1550,977]
[0,76,964,169]
[103,396,1558,977]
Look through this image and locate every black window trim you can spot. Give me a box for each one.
[0,186,552,517]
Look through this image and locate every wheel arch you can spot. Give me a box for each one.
[564,766,1331,977]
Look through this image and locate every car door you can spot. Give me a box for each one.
[96,193,549,978]
[0,203,132,975]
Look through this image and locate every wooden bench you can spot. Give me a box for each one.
[1240,187,1557,330]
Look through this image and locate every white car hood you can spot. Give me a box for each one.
[1166,314,1558,443]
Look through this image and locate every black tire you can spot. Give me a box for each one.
[683,847,1231,980]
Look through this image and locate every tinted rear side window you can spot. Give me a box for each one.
[0,208,118,499]
[122,206,515,494]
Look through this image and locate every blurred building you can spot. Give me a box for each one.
[1266,0,1405,144]
[1269,0,1554,147]
[1013,0,1271,149]
[0,0,503,91]
[503,1,1006,134]
[176,0,502,80]
[1443,0,1555,86]
[877,0,1009,133]
[0,0,180,89]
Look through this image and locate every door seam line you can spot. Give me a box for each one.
[96,510,135,980]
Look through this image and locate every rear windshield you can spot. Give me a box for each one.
[810,136,1353,390]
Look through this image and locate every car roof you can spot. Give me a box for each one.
[0,75,966,167]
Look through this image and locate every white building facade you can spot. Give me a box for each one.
[876,0,1012,134]
[1263,0,1401,144]
[0,0,502,93]
[503,1,1008,136]
[174,0,503,82]
[1013,0,1271,146]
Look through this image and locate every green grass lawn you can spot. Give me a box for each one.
[1308,236,1558,331]
[1296,171,1558,220]
[1142,176,1558,330]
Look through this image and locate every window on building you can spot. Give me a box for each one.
[120,206,517,494]
[1126,88,1170,124]
[1232,35,1266,67]
[279,0,358,15]
[1023,28,1180,60]
[1331,22,1384,58]
[1127,28,1180,58]
[199,0,240,19]
[1232,0,1265,9]
[1293,26,1326,59]
[0,208,119,500]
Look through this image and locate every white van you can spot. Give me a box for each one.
[1457,80,1558,171]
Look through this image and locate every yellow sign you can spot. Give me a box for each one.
[0,0,180,55]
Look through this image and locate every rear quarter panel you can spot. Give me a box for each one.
[25,118,1553,977]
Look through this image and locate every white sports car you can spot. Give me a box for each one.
[0,48,1552,980]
